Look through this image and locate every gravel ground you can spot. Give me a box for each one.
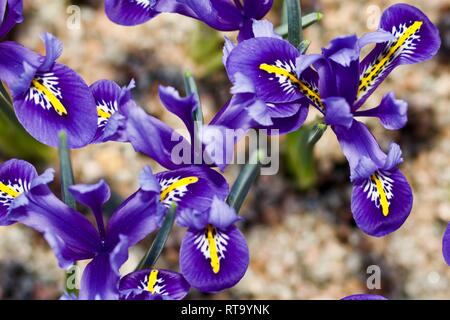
[0,0,448,299]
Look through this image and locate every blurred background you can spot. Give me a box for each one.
[0,0,449,299]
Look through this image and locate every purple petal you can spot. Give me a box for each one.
[442,223,450,266]
[320,35,360,106]
[0,159,37,225]
[243,0,273,20]
[90,80,127,143]
[357,30,395,48]
[105,0,160,26]
[0,41,40,95]
[106,189,165,250]
[351,168,413,237]
[247,99,273,126]
[356,4,441,109]
[158,85,197,142]
[10,170,101,268]
[208,198,241,230]
[178,0,242,31]
[69,180,111,237]
[177,207,209,230]
[262,103,309,134]
[12,61,98,148]
[226,37,305,104]
[355,92,408,130]
[230,72,255,95]
[156,166,228,211]
[383,143,403,170]
[333,120,387,180]
[39,33,63,71]
[324,97,354,129]
[180,225,249,292]
[342,294,388,300]
[119,269,190,300]
[252,19,281,39]
[222,36,236,68]
[127,105,191,170]
[322,35,359,67]
[0,0,23,38]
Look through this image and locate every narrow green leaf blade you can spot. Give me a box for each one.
[138,204,177,270]
[58,131,76,209]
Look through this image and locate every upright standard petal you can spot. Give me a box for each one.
[0,0,23,38]
[105,0,160,26]
[69,180,111,238]
[119,269,190,300]
[158,85,197,142]
[10,170,101,268]
[356,4,441,109]
[243,0,273,20]
[157,166,228,211]
[226,37,319,104]
[127,106,191,170]
[0,159,37,225]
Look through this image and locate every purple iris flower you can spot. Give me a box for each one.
[0,0,23,39]
[0,158,38,226]
[0,32,98,148]
[90,79,136,143]
[8,164,166,299]
[307,4,440,236]
[442,223,450,266]
[126,85,235,171]
[342,294,388,300]
[104,0,273,41]
[212,20,312,135]
[178,197,249,292]
[119,268,190,300]
[2,157,228,299]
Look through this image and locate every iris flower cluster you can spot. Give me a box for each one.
[0,0,444,300]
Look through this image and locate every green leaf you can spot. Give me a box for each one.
[226,149,263,213]
[58,131,76,209]
[286,0,302,47]
[276,12,323,36]
[137,204,177,270]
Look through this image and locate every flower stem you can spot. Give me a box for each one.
[137,204,177,270]
[276,12,323,36]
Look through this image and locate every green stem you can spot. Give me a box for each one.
[183,71,203,125]
[137,204,177,270]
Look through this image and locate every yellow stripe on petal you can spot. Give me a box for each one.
[32,79,68,116]
[97,107,112,120]
[159,176,199,202]
[371,174,390,217]
[358,21,423,98]
[207,225,220,274]
[259,63,323,109]
[0,182,19,198]
[147,269,159,294]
